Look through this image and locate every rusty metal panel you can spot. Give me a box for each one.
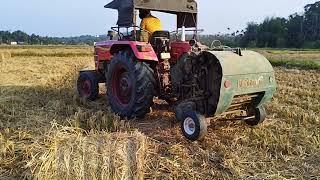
[105,0,197,13]
[134,0,198,28]
[204,50,277,115]
[206,50,275,75]
[105,0,198,27]
[134,0,197,14]
[215,73,277,115]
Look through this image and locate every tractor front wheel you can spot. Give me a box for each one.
[77,71,99,101]
[107,50,155,119]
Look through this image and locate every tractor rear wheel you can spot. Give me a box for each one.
[107,50,155,119]
[77,71,99,101]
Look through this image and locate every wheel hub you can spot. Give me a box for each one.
[81,80,91,97]
[119,73,132,97]
[184,117,196,135]
[112,67,133,106]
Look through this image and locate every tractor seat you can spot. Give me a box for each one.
[150,31,170,46]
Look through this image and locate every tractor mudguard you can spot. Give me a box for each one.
[110,41,158,61]
[95,41,158,62]
[203,50,277,115]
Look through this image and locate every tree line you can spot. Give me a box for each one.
[0,30,106,45]
[199,1,320,49]
[0,30,59,45]
[1,1,319,48]
[239,1,320,48]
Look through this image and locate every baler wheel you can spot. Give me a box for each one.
[77,71,99,101]
[245,106,267,126]
[175,101,196,122]
[180,111,207,141]
[106,50,155,119]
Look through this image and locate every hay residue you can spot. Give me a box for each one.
[0,52,11,61]
[23,126,150,180]
[1,46,320,179]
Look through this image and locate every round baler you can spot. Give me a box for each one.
[205,50,276,116]
[172,49,277,140]
[76,0,277,141]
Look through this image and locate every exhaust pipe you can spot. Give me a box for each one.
[181,26,186,42]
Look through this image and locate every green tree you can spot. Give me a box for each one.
[256,17,287,48]
[11,30,29,43]
[286,13,304,48]
[240,22,258,47]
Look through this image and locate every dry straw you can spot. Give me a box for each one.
[1,46,320,179]
[0,51,11,61]
[24,125,150,180]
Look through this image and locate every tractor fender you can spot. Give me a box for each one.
[110,41,158,62]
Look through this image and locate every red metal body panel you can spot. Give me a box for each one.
[94,40,192,71]
[95,40,158,61]
[170,41,191,63]
[94,41,111,61]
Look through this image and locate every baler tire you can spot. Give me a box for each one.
[77,71,99,101]
[107,50,155,119]
[181,111,207,141]
[175,101,196,122]
[245,106,267,126]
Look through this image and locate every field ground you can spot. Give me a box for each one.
[255,49,320,69]
[0,46,319,179]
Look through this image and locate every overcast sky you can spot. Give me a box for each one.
[0,0,318,37]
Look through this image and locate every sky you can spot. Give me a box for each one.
[0,0,318,37]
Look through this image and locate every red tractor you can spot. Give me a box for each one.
[77,0,277,141]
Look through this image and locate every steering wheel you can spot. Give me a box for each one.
[210,40,232,49]
[170,29,204,40]
[210,40,222,49]
[111,27,126,39]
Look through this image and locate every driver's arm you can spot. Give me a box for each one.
[140,19,147,31]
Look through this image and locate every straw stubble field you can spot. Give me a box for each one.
[0,46,319,179]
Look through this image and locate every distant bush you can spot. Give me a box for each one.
[269,58,320,70]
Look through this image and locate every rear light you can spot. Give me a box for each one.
[137,45,153,52]
[224,80,232,89]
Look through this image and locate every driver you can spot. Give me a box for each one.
[139,9,163,35]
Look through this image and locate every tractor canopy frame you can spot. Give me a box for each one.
[104,0,198,28]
